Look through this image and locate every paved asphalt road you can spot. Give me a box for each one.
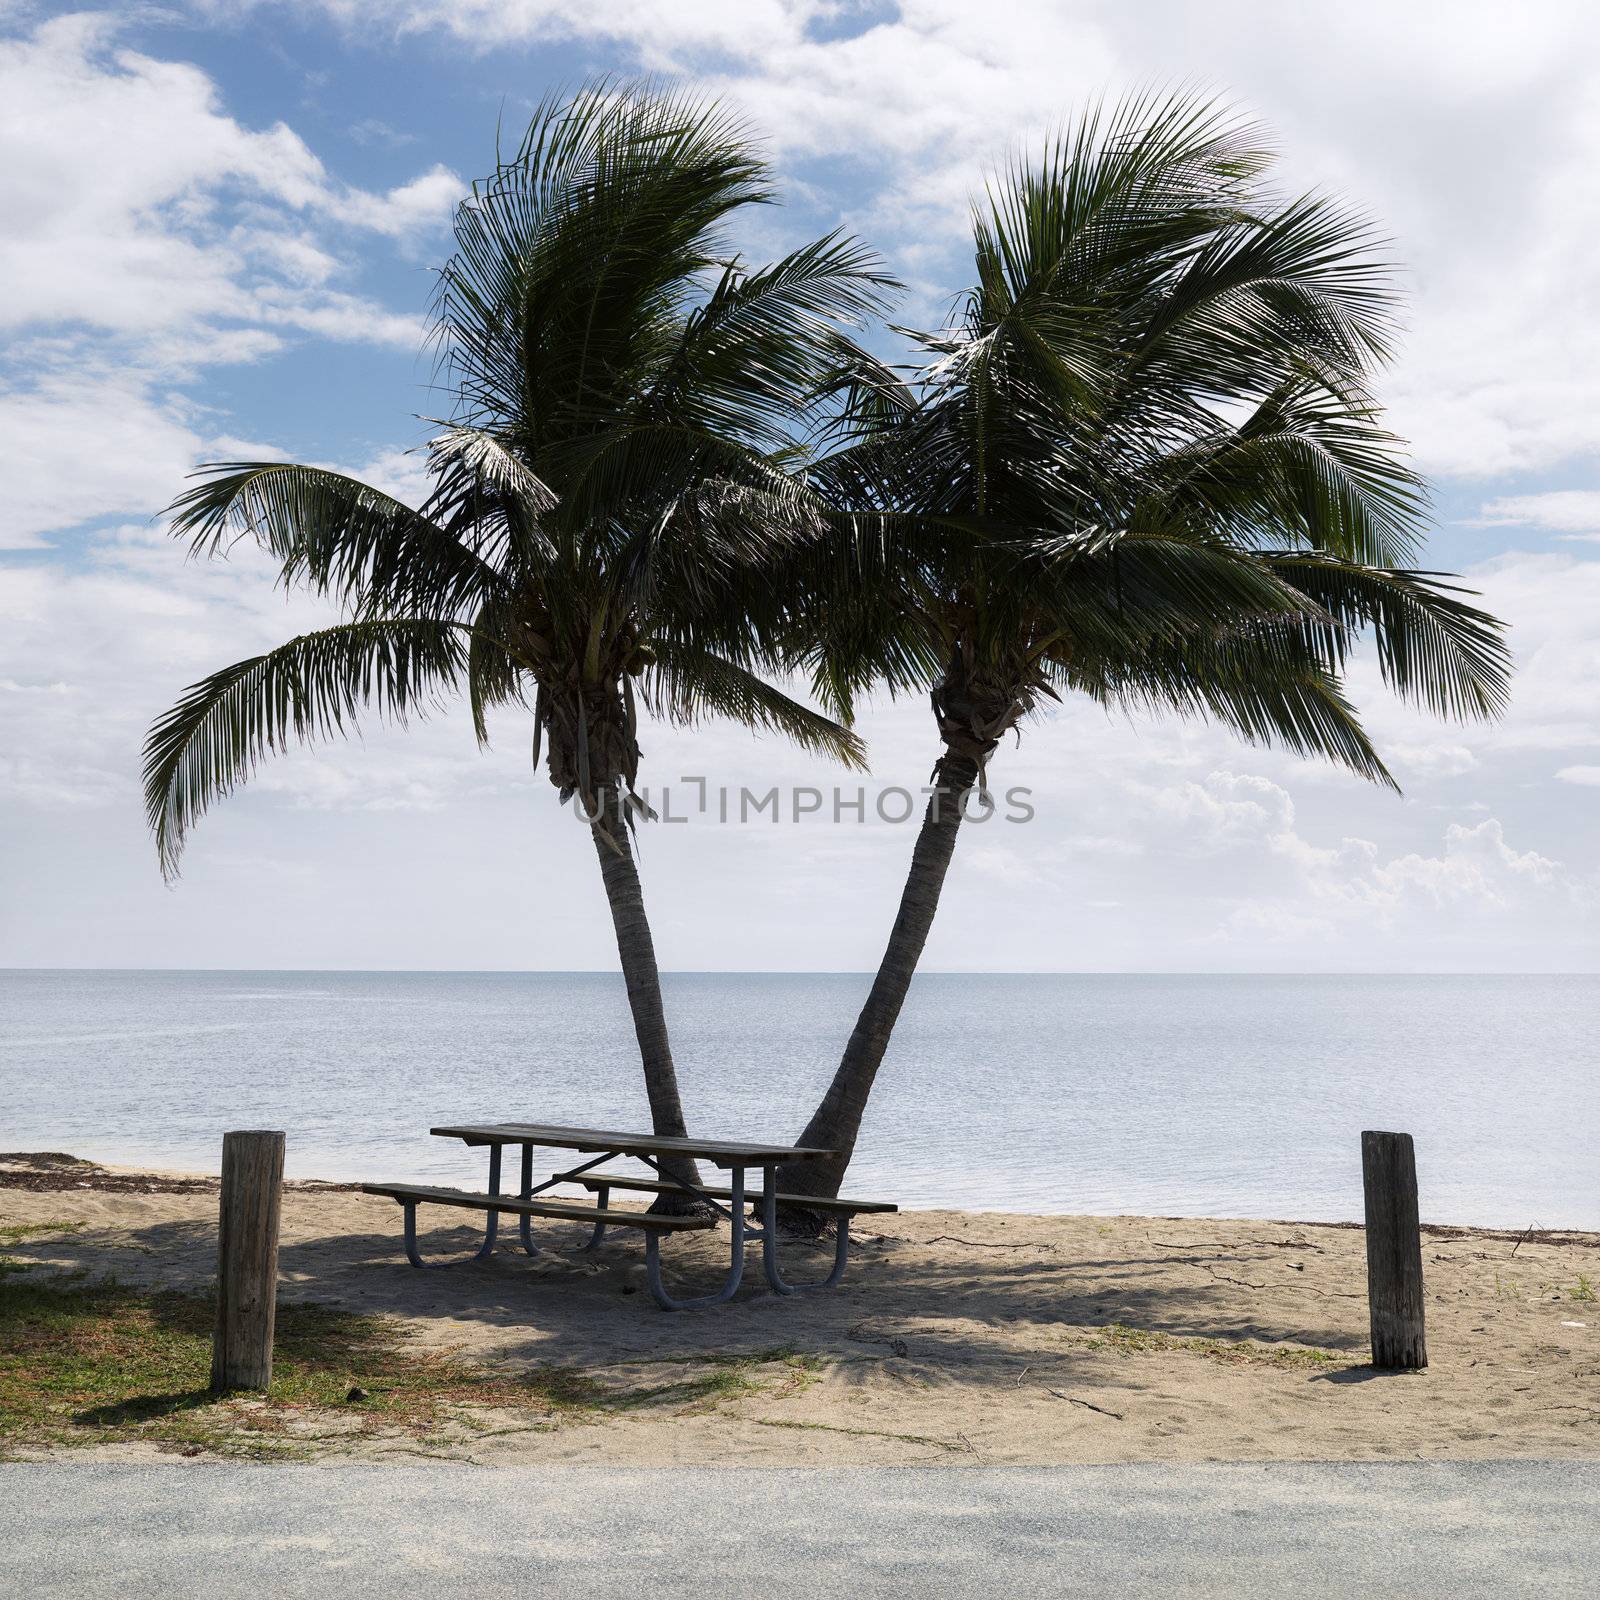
[3,1462,1597,1597]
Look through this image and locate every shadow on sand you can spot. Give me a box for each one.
[9,1209,1366,1390]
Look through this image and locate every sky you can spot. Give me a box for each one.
[0,0,1596,973]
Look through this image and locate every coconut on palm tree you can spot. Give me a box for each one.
[774,96,1511,1211]
[143,85,890,1182]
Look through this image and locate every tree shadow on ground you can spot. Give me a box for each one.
[10,1210,1368,1391]
[1309,1365,1418,1385]
[74,1390,212,1426]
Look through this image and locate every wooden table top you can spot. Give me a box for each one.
[430,1122,834,1169]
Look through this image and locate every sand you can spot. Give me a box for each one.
[4,1155,1597,1464]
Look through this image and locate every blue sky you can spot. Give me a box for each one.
[1,1,1596,971]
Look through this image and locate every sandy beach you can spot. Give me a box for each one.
[4,1154,1597,1465]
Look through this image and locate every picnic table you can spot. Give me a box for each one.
[362,1122,896,1312]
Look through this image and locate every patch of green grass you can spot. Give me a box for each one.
[0,1221,85,1249]
[0,1270,821,1460]
[1570,1275,1597,1304]
[0,1272,543,1460]
[0,1220,85,1279]
[576,1347,822,1415]
[613,1345,823,1412]
[1082,1323,1350,1370]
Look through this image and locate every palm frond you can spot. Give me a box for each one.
[645,230,898,449]
[1142,377,1426,566]
[168,463,500,617]
[432,81,772,441]
[426,423,558,514]
[644,643,866,770]
[1262,555,1511,720]
[803,89,1503,792]
[1070,631,1396,790]
[144,620,469,878]
[1022,528,1323,656]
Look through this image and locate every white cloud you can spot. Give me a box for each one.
[0,369,204,549]
[1135,769,1292,854]
[1556,766,1600,788]
[1344,551,1600,769]
[1379,818,1560,908]
[348,118,418,149]
[0,517,506,824]
[346,446,434,509]
[959,843,1034,886]
[341,167,462,237]
[1388,742,1479,781]
[1471,554,1600,754]
[1477,491,1600,532]
[0,14,457,341]
[1151,769,1581,952]
[0,12,459,548]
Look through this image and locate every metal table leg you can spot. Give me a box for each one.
[578,1182,610,1251]
[644,1166,748,1311]
[760,1168,851,1293]
[400,1143,503,1268]
[401,1200,425,1267]
[516,1144,540,1256]
[477,1143,503,1258]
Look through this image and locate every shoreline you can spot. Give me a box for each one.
[4,1154,1594,1247]
[4,1153,1597,1466]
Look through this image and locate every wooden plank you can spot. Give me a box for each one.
[429,1122,834,1167]
[211,1130,285,1394]
[1362,1130,1428,1370]
[360,1182,716,1232]
[576,1173,897,1214]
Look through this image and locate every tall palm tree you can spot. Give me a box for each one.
[143,86,890,1184]
[775,96,1511,1210]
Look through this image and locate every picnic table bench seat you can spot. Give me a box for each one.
[576,1173,897,1216]
[360,1181,717,1231]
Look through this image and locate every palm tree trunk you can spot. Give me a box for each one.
[777,749,979,1214]
[589,800,701,1193]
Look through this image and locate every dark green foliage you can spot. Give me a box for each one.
[146,83,891,874]
[798,94,1510,775]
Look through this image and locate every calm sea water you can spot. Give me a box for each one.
[1,970,1595,1228]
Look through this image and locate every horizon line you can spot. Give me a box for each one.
[2,966,1595,978]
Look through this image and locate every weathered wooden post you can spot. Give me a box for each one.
[211,1130,285,1393]
[1361,1129,1427,1370]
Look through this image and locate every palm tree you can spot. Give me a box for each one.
[143,85,890,1185]
[774,96,1511,1211]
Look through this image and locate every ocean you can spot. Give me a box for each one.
[2,970,1595,1228]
